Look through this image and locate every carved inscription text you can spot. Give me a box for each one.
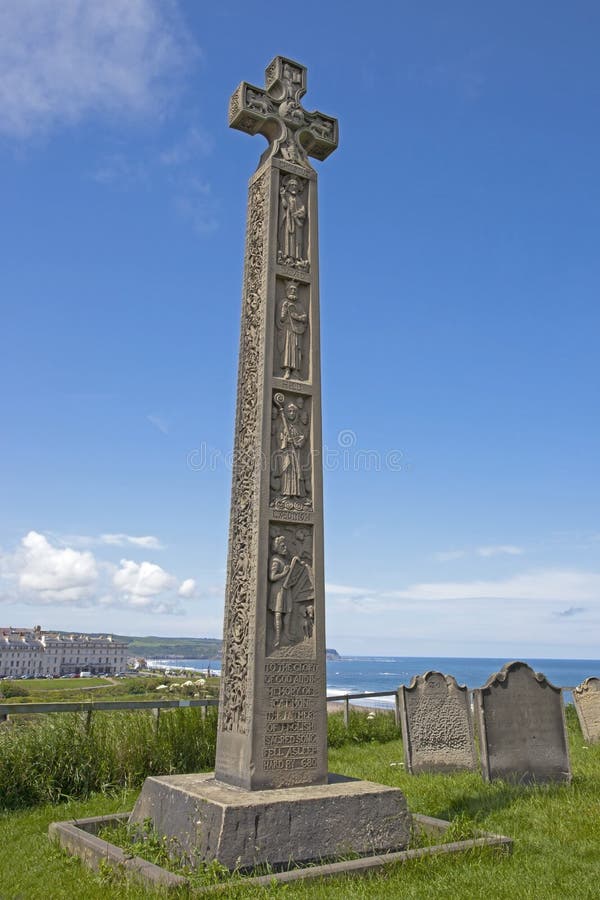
[263,661,320,775]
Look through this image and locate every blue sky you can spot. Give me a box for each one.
[1,1,600,658]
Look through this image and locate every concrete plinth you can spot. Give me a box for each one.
[129,772,410,871]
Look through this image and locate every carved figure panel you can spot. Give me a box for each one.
[278,175,309,271]
[267,525,314,656]
[270,391,311,512]
[245,86,274,117]
[274,278,309,381]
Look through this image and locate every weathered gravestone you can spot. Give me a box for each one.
[573,677,600,744]
[399,671,477,774]
[130,56,410,870]
[473,661,571,784]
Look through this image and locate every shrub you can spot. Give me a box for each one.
[126,678,160,695]
[0,681,29,699]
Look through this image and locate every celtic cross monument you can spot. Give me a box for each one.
[131,57,409,870]
[215,55,337,791]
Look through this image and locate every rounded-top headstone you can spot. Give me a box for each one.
[573,676,600,744]
[399,671,477,774]
[473,661,571,784]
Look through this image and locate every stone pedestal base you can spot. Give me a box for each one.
[130,772,410,871]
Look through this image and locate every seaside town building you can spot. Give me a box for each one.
[0,626,129,678]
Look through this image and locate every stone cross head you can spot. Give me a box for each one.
[229,56,338,168]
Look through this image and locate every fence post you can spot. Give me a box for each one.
[201,704,207,721]
[394,691,401,728]
[343,696,350,729]
[84,710,93,732]
[153,707,160,735]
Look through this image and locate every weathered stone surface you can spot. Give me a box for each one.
[131,55,410,872]
[49,815,187,889]
[399,671,477,774]
[50,811,512,890]
[129,773,410,870]
[215,57,336,792]
[473,661,571,784]
[573,677,600,744]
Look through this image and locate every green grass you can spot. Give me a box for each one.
[0,707,396,810]
[327,707,400,747]
[0,792,146,900]
[1,677,108,693]
[1,707,599,897]
[0,673,220,704]
[0,708,219,809]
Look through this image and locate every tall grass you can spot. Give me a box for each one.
[327,708,400,747]
[0,707,397,810]
[0,708,217,809]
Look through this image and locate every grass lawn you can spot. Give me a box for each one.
[1,709,599,899]
[0,674,220,705]
[19,677,109,690]
[3,677,110,695]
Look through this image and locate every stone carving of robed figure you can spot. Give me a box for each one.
[278,280,307,379]
[278,175,306,266]
[273,393,307,499]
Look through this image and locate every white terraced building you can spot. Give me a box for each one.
[0,626,129,678]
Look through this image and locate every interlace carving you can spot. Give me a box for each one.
[219,171,268,733]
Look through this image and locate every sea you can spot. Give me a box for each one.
[146,655,600,708]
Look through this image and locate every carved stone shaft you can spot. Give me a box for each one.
[216,58,335,791]
[130,58,410,868]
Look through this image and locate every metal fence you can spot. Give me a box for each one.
[0,697,219,730]
[0,687,577,730]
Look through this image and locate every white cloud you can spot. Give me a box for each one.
[114,559,176,598]
[159,126,213,166]
[0,0,196,138]
[477,545,523,557]
[92,132,219,235]
[147,414,169,435]
[0,531,195,615]
[325,568,600,656]
[92,153,149,185]
[379,568,600,605]
[100,534,164,550]
[435,545,524,561]
[178,578,197,599]
[10,530,98,602]
[172,176,219,235]
[434,550,467,562]
[112,559,198,613]
[326,583,375,597]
